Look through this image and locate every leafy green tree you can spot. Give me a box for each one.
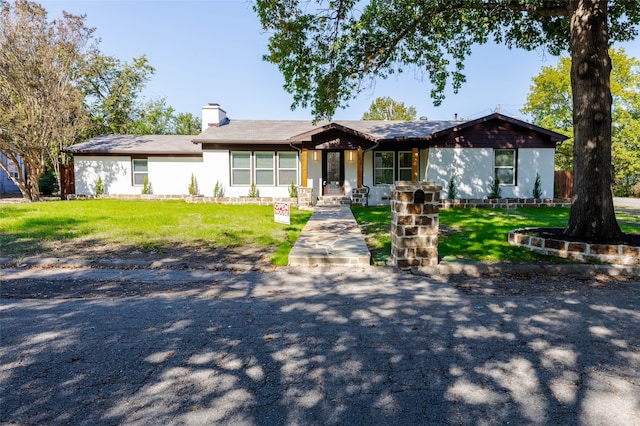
[0,0,92,201]
[255,0,640,240]
[80,53,155,136]
[173,112,202,135]
[362,97,417,120]
[130,98,202,135]
[130,98,176,135]
[523,48,640,186]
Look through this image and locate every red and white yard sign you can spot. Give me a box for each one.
[274,201,290,225]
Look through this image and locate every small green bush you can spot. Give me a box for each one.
[488,177,502,199]
[39,171,58,196]
[95,177,105,195]
[447,174,457,200]
[188,174,199,195]
[532,173,542,199]
[142,177,151,194]
[248,181,259,198]
[289,181,297,198]
[213,180,224,197]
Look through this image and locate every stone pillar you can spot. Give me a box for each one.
[297,186,313,207]
[391,181,442,268]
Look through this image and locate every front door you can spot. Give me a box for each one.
[322,151,344,195]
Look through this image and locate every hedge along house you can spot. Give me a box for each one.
[66,103,567,205]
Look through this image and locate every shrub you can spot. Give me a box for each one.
[289,181,297,198]
[188,174,199,195]
[248,181,259,198]
[632,180,640,197]
[488,177,501,199]
[39,171,58,196]
[213,180,224,198]
[446,174,457,200]
[95,177,105,195]
[532,173,542,199]
[142,177,151,194]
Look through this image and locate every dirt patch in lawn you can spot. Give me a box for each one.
[9,237,275,267]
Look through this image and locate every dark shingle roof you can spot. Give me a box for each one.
[65,114,567,154]
[191,119,463,144]
[65,135,201,155]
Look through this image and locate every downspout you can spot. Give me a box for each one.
[360,139,380,198]
[288,140,303,184]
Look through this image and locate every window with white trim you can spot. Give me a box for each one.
[254,152,274,185]
[374,151,395,185]
[278,152,298,186]
[231,152,251,185]
[494,149,516,185]
[398,151,413,181]
[132,159,148,186]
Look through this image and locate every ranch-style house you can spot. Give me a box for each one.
[65,103,567,206]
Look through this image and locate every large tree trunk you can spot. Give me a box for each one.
[565,0,622,240]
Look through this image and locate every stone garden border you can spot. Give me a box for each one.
[441,198,571,209]
[508,228,640,265]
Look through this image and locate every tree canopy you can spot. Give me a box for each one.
[0,1,201,200]
[523,48,640,194]
[0,0,92,200]
[255,0,640,240]
[255,0,639,120]
[129,98,202,135]
[362,97,417,120]
[80,54,155,136]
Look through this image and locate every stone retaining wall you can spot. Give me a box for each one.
[76,194,298,206]
[441,198,571,209]
[509,228,640,265]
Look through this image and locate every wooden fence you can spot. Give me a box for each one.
[554,170,573,199]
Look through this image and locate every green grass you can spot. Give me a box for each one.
[0,199,312,266]
[352,206,640,264]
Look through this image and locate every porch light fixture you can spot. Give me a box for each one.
[349,151,354,162]
[313,151,318,161]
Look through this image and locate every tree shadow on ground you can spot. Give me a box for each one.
[1,270,639,424]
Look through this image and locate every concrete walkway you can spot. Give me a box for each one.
[288,206,371,267]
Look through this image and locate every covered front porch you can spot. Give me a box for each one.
[291,123,423,206]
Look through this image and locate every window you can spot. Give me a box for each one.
[494,149,516,185]
[278,152,298,186]
[254,152,274,185]
[398,151,413,181]
[374,151,395,185]
[231,152,251,185]
[132,159,148,186]
[231,151,298,186]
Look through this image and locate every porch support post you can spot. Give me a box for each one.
[301,148,308,187]
[411,148,419,181]
[357,147,363,188]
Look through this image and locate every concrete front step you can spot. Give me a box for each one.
[288,206,371,266]
[316,196,351,206]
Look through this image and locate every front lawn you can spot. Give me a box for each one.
[352,206,640,264]
[0,199,312,266]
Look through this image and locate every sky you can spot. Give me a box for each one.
[39,0,640,122]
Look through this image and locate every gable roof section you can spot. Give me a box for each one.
[65,135,201,156]
[193,119,463,147]
[422,113,568,146]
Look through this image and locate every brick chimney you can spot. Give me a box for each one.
[201,103,228,132]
